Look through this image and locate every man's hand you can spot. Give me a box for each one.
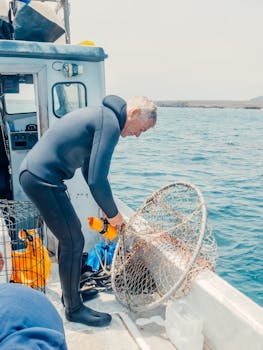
[107,212,125,230]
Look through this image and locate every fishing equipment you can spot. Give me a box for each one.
[85,241,116,272]
[11,228,51,288]
[88,217,118,241]
[0,200,50,292]
[80,242,116,292]
[111,182,217,312]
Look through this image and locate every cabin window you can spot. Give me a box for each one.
[52,82,87,118]
[4,75,36,114]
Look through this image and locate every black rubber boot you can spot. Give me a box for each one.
[65,304,112,327]
[61,289,99,306]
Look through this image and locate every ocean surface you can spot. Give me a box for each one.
[111,107,263,307]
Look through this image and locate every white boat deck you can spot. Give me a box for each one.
[46,260,177,350]
[46,258,263,350]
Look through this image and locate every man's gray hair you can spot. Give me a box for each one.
[127,96,157,125]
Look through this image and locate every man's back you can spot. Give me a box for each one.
[20,105,120,185]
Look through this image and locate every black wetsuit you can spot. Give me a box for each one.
[19,95,126,312]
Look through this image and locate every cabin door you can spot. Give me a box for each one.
[0,65,48,200]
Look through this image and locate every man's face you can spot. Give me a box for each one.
[121,112,154,138]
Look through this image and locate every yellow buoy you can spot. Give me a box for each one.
[79,40,95,46]
[88,217,117,241]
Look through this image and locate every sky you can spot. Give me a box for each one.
[68,0,263,101]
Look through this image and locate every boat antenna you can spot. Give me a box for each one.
[57,0,71,43]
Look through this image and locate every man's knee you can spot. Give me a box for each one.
[73,233,85,253]
[61,231,85,253]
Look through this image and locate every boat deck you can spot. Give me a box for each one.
[46,256,263,350]
[46,260,177,350]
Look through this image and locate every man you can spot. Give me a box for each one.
[19,95,157,327]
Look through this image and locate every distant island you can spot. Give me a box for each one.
[156,96,263,109]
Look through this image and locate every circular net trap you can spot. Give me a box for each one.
[111,182,217,312]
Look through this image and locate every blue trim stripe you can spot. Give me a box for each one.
[0,40,108,62]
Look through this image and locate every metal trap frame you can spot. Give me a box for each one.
[0,200,49,292]
[111,182,217,312]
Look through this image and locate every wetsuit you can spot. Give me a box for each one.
[19,95,126,314]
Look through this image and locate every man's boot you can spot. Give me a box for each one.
[65,304,112,327]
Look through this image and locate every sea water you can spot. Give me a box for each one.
[111,107,263,307]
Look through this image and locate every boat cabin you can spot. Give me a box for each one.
[0,39,108,251]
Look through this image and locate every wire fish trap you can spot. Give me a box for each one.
[0,200,51,292]
[111,182,217,312]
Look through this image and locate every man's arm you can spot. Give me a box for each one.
[81,121,119,219]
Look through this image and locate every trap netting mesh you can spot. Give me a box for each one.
[0,200,50,292]
[111,182,217,312]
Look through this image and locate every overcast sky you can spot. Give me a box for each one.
[69,0,263,101]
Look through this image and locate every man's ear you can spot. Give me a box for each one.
[130,108,140,119]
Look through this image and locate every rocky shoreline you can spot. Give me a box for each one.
[156,99,263,109]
